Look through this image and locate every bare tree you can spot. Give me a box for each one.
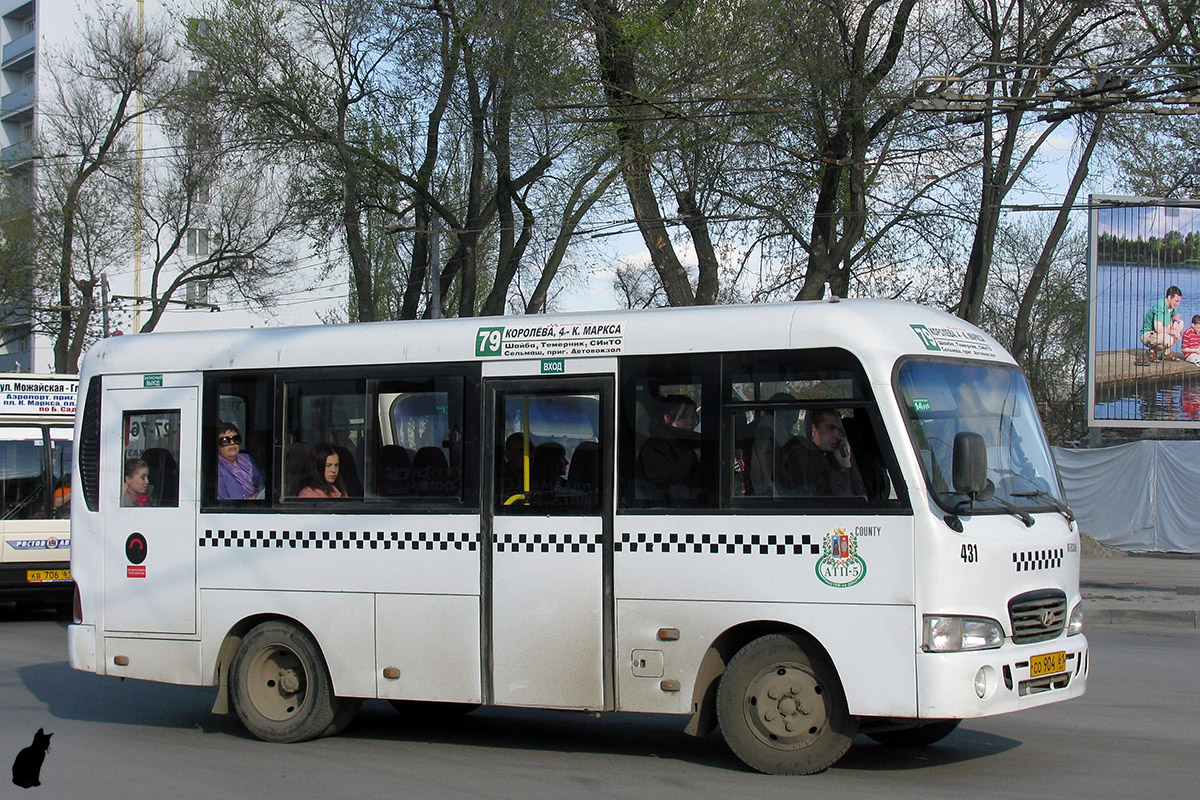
[950,0,1132,325]
[194,0,611,321]
[192,0,416,322]
[133,113,303,332]
[578,0,711,306]
[34,6,181,372]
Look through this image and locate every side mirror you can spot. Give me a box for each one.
[953,431,993,499]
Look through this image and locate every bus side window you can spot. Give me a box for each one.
[0,428,49,520]
[727,349,904,507]
[204,374,273,506]
[381,376,465,501]
[620,354,718,510]
[50,429,73,519]
[282,378,369,500]
[497,393,601,514]
[122,411,181,508]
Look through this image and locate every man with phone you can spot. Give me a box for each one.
[779,408,866,497]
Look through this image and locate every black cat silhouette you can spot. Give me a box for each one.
[11,728,52,789]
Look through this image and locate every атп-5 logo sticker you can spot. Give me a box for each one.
[816,528,866,587]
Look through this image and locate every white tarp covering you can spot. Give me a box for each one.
[1054,441,1200,553]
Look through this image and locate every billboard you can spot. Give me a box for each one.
[1088,196,1200,427]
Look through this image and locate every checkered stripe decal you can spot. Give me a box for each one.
[616,532,820,555]
[201,529,478,551]
[1013,548,1064,572]
[493,533,601,553]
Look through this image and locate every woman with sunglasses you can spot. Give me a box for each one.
[216,422,264,500]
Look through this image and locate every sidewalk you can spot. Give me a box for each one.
[1081,553,1200,629]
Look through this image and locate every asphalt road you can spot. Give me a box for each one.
[2,604,1196,800]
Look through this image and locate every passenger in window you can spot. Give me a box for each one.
[502,432,529,497]
[779,409,865,497]
[331,443,363,497]
[121,458,151,507]
[749,393,800,496]
[297,443,347,498]
[216,422,265,500]
[53,474,71,517]
[634,394,702,504]
[531,442,569,493]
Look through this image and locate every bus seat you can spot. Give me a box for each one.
[411,446,453,496]
[375,445,411,497]
[567,441,599,494]
[284,442,310,496]
[142,447,179,506]
[842,414,890,500]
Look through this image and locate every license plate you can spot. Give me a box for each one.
[26,569,71,583]
[1029,650,1067,677]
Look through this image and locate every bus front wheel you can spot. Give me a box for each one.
[229,621,349,743]
[716,633,857,774]
[866,719,960,748]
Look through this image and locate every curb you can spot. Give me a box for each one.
[1086,607,1199,629]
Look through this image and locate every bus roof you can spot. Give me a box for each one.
[79,299,1014,382]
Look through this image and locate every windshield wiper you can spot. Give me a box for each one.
[966,496,1034,527]
[947,492,1035,528]
[1011,490,1075,523]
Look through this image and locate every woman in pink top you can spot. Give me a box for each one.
[297,443,347,498]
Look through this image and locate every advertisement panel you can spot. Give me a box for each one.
[1088,196,1200,427]
[0,375,78,417]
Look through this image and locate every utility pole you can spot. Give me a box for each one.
[384,220,447,319]
[133,0,145,332]
[429,224,441,319]
[100,275,110,337]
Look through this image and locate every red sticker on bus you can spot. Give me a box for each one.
[127,566,146,578]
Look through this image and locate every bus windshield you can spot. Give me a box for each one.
[895,360,1066,515]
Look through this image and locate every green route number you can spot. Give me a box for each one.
[476,327,504,357]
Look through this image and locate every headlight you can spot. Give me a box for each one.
[923,615,1004,652]
[1067,601,1083,636]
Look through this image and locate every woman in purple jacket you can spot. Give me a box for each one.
[216,422,264,500]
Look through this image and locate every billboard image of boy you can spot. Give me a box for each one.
[1140,285,1184,362]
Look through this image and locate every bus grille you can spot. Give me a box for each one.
[1008,589,1067,644]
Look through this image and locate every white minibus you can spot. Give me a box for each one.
[67,300,1086,774]
[1,373,76,606]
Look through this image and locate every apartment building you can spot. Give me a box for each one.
[0,0,313,374]
[0,0,38,370]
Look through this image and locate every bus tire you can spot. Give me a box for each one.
[866,719,960,748]
[229,621,343,743]
[322,698,362,737]
[716,633,857,774]
[387,699,481,718]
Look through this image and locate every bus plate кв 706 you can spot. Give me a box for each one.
[1029,650,1066,677]
[26,569,71,583]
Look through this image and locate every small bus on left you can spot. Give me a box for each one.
[0,373,77,607]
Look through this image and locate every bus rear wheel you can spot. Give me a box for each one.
[716,634,857,774]
[230,621,350,743]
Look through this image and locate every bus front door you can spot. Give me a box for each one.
[486,377,613,710]
[101,382,198,634]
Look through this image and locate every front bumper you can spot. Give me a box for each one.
[916,633,1089,718]
[0,562,73,601]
